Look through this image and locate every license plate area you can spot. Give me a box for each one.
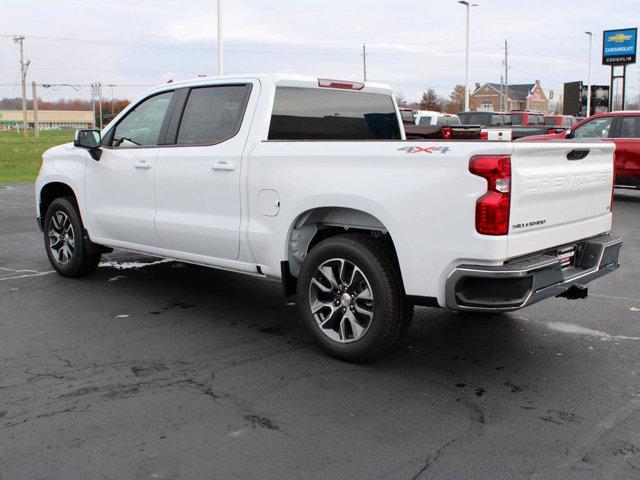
[557,245,577,270]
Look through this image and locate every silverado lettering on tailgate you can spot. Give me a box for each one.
[512,219,547,230]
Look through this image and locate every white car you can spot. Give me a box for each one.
[414,110,461,126]
[36,74,622,361]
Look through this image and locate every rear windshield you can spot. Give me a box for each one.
[418,116,433,125]
[459,112,488,126]
[544,116,557,126]
[437,116,461,126]
[528,114,544,125]
[511,113,523,125]
[268,87,401,140]
[400,110,415,124]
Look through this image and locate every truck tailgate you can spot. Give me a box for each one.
[507,141,615,258]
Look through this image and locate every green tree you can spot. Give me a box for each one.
[419,89,442,111]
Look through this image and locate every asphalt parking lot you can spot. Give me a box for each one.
[1,183,639,480]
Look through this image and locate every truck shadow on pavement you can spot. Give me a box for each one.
[90,256,568,398]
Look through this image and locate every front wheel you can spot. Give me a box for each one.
[44,197,101,277]
[297,234,409,362]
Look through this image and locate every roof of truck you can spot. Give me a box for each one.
[146,73,394,96]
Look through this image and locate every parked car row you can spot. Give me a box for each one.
[399,106,638,188]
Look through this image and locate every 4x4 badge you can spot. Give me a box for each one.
[398,146,451,154]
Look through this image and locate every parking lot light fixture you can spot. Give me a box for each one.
[458,1,479,112]
[585,31,594,117]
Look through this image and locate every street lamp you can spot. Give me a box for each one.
[585,31,594,117]
[458,1,478,112]
[218,0,224,75]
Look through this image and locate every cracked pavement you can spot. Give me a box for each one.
[1,183,640,479]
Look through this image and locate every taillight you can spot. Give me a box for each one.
[441,126,452,139]
[469,155,511,235]
[317,78,364,90]
[480,131,488,140]
[547,128,556,134]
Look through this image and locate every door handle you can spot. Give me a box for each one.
[567,149,590,160]
[134,160,152,169]
[212,161,236,171]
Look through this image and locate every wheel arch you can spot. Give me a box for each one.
[285,206,400,279]
[39,181,79,221]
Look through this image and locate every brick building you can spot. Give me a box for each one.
[469,80,549,113]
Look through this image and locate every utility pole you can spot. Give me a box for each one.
[500,73,504,111]
[91,83,102,129]
[504,39,509,112]
[458,1,478,112]
[217,0,224,75]
[14,36,30,139]
[585,31,593,117]
[99,92,103,129]
[32,81,39,138]
[362,44,367,82]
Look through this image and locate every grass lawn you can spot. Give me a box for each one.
[0,129,75,184]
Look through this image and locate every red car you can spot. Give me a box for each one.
[523,111,640,189]
[544,114,577,127]
[510,111,545,126]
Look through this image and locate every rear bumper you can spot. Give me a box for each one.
[445,234,622,312]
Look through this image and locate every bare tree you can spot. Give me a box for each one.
[395,93,407,107]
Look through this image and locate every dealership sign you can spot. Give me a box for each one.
[602,28,637,65]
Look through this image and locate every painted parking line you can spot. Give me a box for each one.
[0,267,54,281]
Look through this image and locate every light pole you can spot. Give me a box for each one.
[458,1,478,112]
[218,0,224,75]
[585,31,593,117]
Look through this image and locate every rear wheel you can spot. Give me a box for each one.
[297,233,409,362]
[44,197,101,277]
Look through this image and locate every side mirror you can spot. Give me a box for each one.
[74,129,102,160]
[565,129,574,139]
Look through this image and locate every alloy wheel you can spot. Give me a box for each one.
[48,211,75,265]
[308,258,374,343]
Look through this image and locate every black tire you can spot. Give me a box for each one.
[44,197,101,277]
[297,233,408,362]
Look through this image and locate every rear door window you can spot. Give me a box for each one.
[176,85,251,145]
[617,116,640,138]
[268,87,401,140]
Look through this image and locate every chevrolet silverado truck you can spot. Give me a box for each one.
[36,74,622,361]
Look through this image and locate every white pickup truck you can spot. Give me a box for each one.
[36,74,622,361]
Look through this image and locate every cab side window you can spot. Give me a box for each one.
[617,116,640,138]
[573,116,614,139]
[176,85,251,145]
[111,91,174,148]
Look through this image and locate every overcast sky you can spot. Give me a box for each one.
[1,0,639,103]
